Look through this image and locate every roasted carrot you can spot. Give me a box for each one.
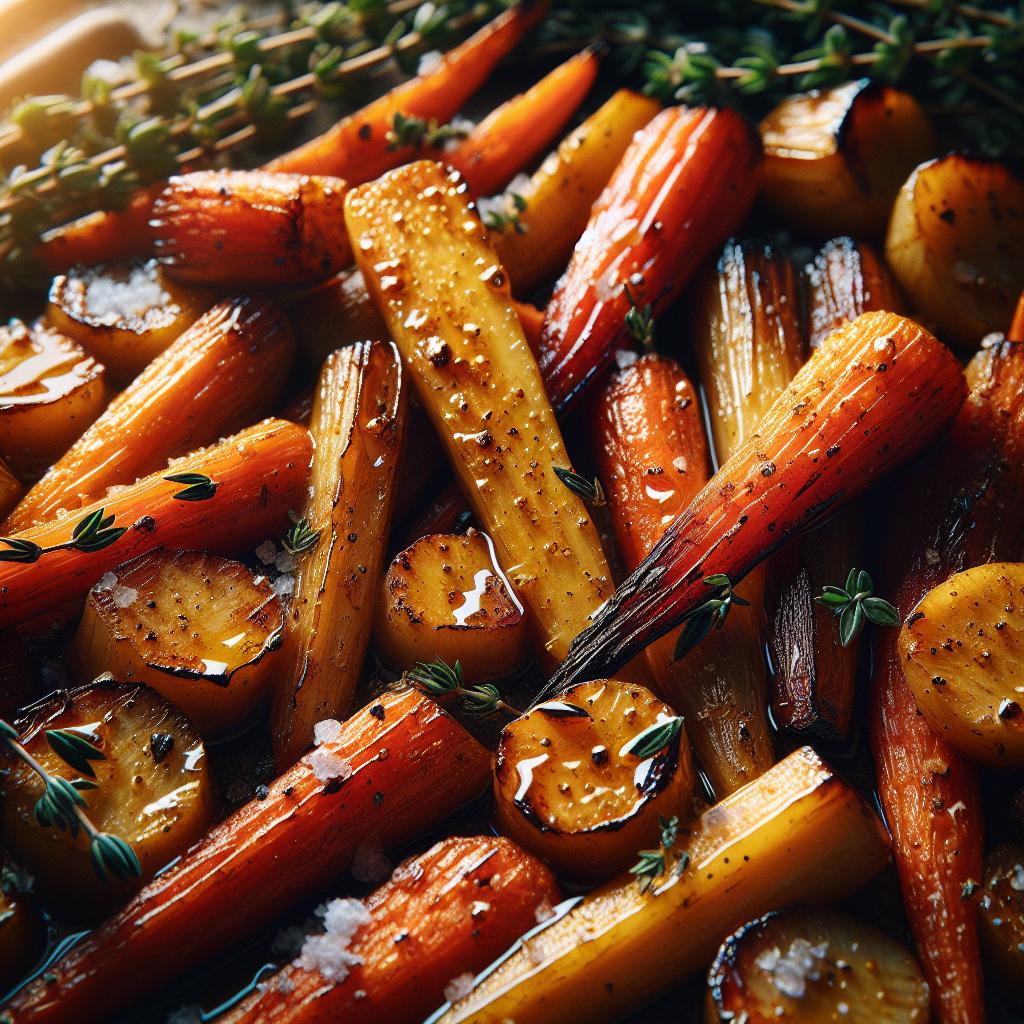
[271,342,406,768]
[494,89,661,296]
[266,2,547,180]
[870,332,1024,1024]
[1010,290,1024,342]
[592,353,773,796]
[540,105,761,411]
[5,298,294,532]
[223,836,560,1024]
[766,236,903,744]
[2,689,491,1024]
[152,171,350,287]
[35,3,545,275]
[445,47,598,199]
[0,418,311,630]
[542,311,965,696]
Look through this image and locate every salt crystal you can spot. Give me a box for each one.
[615,349,639,370]
[275,550,297,573]
[313,719,343,746]
[351,839,392,884]
[1010,863,1024,891]
[309,747,352,783]
[443,972,476,1004]
[534,898,555,924]
[417,50,443,75]
[113,586,138,609]
[95,571,118,592]
[294,898,371,982]
[756,938,827,999]
[273,575,295,598]
[255,540,278,565]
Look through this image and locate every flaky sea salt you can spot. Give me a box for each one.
[534,898,555,924]
[294,898,371,982]
[309,747,352,783]
[95,572,118,591]
[255,540,278,565]
[755,939,829,999]
[275,550,297,573]
[272,574,295,598]
[444,972,476,1004]
[417,49,443,75]
[112,586,138,609]
[313,719,343,746]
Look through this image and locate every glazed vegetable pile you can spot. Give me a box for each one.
[0,2,1023,1023]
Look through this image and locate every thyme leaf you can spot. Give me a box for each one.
[45,727,106,778]
[283,517,322,557]
[623,716,683,759]
[165,472,217,501]
[673,574,749,660]
[409,657,521,717]
[553,467,606,506]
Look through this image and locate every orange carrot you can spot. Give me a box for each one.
[870,331,1024,1024]
[224,836,560,1024]
[266,2,547,180]
[152,171,350,286]
[542,311,965,696]
[446,47,598,198]
[0,418,311,630]
[540,105,761,410]
[5,298,294,531]
[2,690,492,1024]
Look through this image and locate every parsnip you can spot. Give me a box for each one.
[706,909,929,1023]
[346,160,612,668]
[886,153,1024,349]
[374,531,529,681]
[0,321,106,481]
[494,679,695,883]
[47,259,211,381]
[430,746,890,1024]
[760,81,935,239]
[899,561,1024,767]
[70,549,285,736]
[270,341,405,767]
[0,680,214,918]
[5,297,294,532]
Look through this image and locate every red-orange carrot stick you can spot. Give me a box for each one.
[540,311,966,697]
[223,836,560,1024]
[540,105,761,411]
[870,331,1024,1024]
[446,47,598,198]
[2,690,492,1024]
[0,418,311,630]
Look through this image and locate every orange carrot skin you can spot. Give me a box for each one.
[153,171,351,286]
[3,690,491,1024]
[266,2,547,180]
[0,418,311,630]
[1010,291,1024,342]
[543,311,966,696]
[5,297,294,531]
[225,836,560,1024]
[540,105,761,411]
[871,333,1024,1024]
[446,47,598,198]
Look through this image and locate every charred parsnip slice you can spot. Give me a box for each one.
[346,160,612,668]
[767,236,901,744]
[0,321,106,481]
[3,690,491,1024]
[153,171,351,287]
[592,353,771,796]
[804,237,904,349]
[494,89,660,296]
[886,154,1024,350]
[869,334,1024,1024]
[267,2,546,179]
[5,298,294,532]
[271,341,405,767]
[540,105,760,411]
[47,258,212,380]
[70,549,285,736]
[544,311,965,695]
[760,81,935,239]
[494,679,695,883]
[222,836,560,1024]
[978,841,1024,1008]
[0,856,45,992]
[706,909,930,1024]
[899,562,1024,767]
[1,680,214,918]
[0,418,311,630]
[430,746,889,1024]
[374,531,528,681]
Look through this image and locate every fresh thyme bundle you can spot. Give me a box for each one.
[0,0,1020,289]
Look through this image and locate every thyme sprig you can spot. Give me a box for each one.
[479,190,528,233]
[165,472,217,501]
[673,573,749,660]
[0,719,141,883]
[385,111,470,150]
[553,467,606,506]
[623,281,655,351]
[0,507,125,564]
[816,567,900,645]
[283,517,322,557]
[409,658,522,717]
[629,814,690,893]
